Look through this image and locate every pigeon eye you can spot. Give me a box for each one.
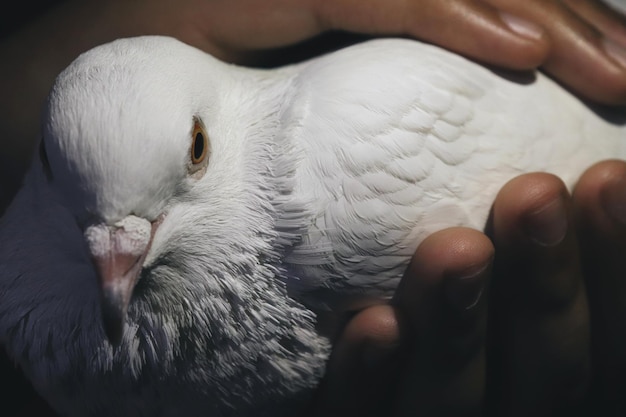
[191,120,208,165]
[188,118,210,178]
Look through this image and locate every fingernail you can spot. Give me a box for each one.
[522,196,568,247]
[499,11,543,40]
[601,176,626,225]
[603,38,626,69]
[445,263,488,312]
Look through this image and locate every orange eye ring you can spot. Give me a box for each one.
[191,120,208,165]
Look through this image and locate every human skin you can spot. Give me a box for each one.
[1,1,626,416]
[317,161,626,416]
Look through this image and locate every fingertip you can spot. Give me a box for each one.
[410,228,494,279]
[394,228,493,323]
[326,306,404,378]
[486,0,626,104]
[574,159,626,230]
[490,172,583,310]
[392,227,493,366]
[420,4,551,70]
[565,38,626,104]
[497,172,568,203]
[495,10,551,68]
[574,159,626,198]
[563,0,626,98]
[314,305,404,417]
[538,3,626,104]
[493,172,570,241]
[339,305,403,354]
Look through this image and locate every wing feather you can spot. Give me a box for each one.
[278,39,624,311]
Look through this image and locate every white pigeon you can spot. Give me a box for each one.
[0,35,624,417]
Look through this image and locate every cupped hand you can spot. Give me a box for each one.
[312,160,626,416]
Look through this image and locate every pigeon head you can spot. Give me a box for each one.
[42,37,220,223]
[4,37,328,410]
[38,36,269,344]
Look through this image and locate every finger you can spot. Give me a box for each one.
[308,305,405,417]
[392,228,494,417]
[486,173,590,416]
[311,228,493,417]
[572,160,626,415]
[486,0,626,104]
[315,0,549,69]
[563,0,626,45]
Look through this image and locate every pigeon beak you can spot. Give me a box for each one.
[84,215,163,345]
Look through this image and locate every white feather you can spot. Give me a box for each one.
[281,39,624,309]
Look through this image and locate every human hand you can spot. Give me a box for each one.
[49,0,626,104]
[168,0,626,105]
[309,160,626,416]
[308,227,492,417]
[485,160,626,416]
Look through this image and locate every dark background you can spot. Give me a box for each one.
[2,2,69,416]
[0,0,59,39]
